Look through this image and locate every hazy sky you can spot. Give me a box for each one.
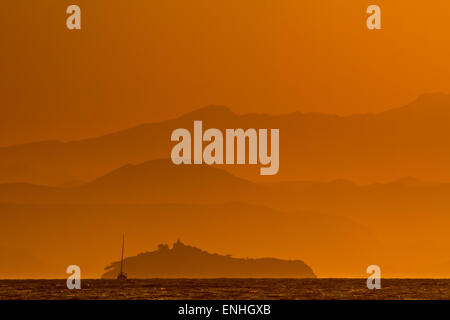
[1,0,450,145]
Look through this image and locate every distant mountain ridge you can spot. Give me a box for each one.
[1,158,450,209]
[1,93,450,184]
[0,157,449,202]
[102,240,316,279]
[1,158,450,258]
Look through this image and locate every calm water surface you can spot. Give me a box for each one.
[1,279,450,300]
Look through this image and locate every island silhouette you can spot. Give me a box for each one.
[102,240,316,279]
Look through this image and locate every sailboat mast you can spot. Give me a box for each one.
[120,234,125,274]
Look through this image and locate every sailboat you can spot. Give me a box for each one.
[117,234,128,281]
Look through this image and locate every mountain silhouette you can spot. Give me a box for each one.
[1,158,450,251]
[102,240,316,278]
[1,158,450,214]
[2,93,450,185]
[0,159,257,204]
[2,93,450,278]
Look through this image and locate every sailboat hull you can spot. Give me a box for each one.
[117,273,128,281]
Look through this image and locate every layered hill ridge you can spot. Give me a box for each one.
[1,158,450,277]
[1,93,450,185]
[0,159,256,204]
[2,94,450,278]
[1,158,450,250]
[102,240,316,279]
[1,158,450,210]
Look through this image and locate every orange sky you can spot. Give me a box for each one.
[1,0,450,146]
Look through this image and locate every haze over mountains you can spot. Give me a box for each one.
[1,93,450,185]
[2,158,450,237]
[2,93,450,278]
[1,158,450,277]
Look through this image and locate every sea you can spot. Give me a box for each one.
[1,279,450,300]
